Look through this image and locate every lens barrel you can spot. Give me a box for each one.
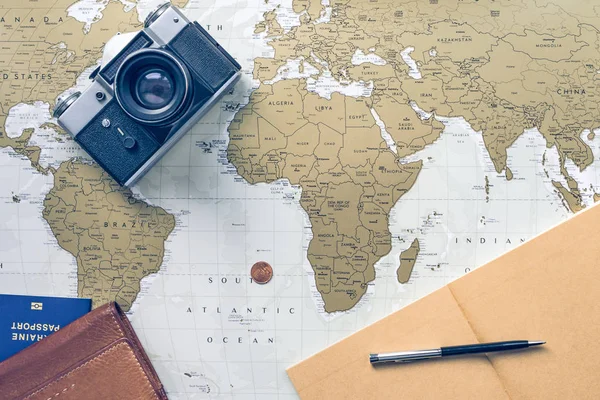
[114,49,192,126]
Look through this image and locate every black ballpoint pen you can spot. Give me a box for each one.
[370,340,546,364]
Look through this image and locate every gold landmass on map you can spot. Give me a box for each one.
[293,0,323,21]
[170,0,190,9]
[43,160,176,311]
[233,0,600,310]
[398,20,498,63]
[372,98,445,158]
[553,181,584,213]
[254,8,283,36]
[397,238,420,284]
[504,30,587,62]
[0,1,141,171]
[229,76,423,311]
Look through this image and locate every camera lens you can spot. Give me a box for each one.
[114,49,192,127]
[134,68,175,109]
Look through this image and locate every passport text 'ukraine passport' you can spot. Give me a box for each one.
[0,294,91,361]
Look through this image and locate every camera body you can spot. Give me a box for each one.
[54,4,241,187]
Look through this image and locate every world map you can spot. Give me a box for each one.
[1,0,600,397]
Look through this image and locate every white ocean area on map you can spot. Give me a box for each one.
[24,66,98,169]
[4,102,51,139]
[314,3,331,24]
[379,120,573,307]
[351,49,387,66]
[262,51,375,101]
[272,0,302,32]
[0,152,77,297]
[4,0,600,398]
[371,108,398,154]
[264,58,314,85]
[400,46,422,79]
[5,62,99,168]
[67,0,110,32]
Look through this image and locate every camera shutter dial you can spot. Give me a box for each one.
[53,92,82,119]
[144,3,171,28]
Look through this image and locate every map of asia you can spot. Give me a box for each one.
[2,0,600,398]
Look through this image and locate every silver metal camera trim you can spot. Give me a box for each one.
[144,5,188,46]
[53,92,81,119]
[144,3,170,28]
[123,70,240,187]
[57,80,114,136]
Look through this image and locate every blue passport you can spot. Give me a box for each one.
[0,294,92,362]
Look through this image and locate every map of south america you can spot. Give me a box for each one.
[42,160,175,311]
[0,1,184,308]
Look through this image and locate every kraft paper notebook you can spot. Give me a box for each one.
[287,202,600,399]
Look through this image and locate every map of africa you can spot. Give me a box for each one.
[2,0,600,398]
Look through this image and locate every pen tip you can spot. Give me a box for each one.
[528,340,546,346]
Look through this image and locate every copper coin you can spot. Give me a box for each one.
[251,261,273,284]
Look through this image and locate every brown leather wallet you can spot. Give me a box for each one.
[0,302,167,400]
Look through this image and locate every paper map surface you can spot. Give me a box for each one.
[1,0,600,397]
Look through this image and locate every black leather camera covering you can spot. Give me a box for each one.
[100,33,153,84]
[75,101,160,185]
[169,22,241,91]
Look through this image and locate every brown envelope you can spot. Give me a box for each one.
[287,203,600,399]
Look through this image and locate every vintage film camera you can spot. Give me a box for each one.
[54,3,241,186]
